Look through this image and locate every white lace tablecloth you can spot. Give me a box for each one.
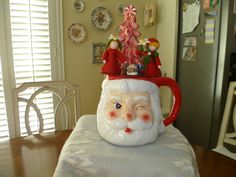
[54,115,199,177]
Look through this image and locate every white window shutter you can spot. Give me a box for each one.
[9,0,54,136]
[10,0,52,85]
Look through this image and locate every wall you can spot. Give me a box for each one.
[156,0,179,114]
[62,0,157,115]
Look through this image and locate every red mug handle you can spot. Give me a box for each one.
[152,77,181,126]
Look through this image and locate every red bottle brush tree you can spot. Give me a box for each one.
[118,5,141,64]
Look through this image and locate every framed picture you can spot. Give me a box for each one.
[92,42,106,63]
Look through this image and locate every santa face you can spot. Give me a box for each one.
[97,79,164,146]
[105,91,153,132]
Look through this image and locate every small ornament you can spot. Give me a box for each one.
[73,0,85,12]
[101,35,126,75]
[141,37,162,77]
[68,23,87,43]
[126,64,138,75]
[91,7,112,31]
[138,38,150,46]
[137,38,150,53]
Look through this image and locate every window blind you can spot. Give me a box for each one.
[9,0,55,136]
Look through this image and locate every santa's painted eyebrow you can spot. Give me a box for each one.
[110,95,121,100]
[133,95,149,102]
[109,91,122,100]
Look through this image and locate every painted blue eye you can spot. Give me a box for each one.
[115,102,122,109]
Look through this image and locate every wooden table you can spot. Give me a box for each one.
[0,130,235,177]
[0,130,72,177]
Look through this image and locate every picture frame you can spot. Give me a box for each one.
[92,42,106,63]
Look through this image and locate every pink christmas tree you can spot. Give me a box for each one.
[118,5,141,64]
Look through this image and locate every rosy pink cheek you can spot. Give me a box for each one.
[109,111,117,119]
[142,113,151,122]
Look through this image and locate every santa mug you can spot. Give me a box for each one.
[97,77,181,146]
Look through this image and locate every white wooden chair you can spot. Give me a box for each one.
[12,81,80,137]
[213,81,236,160]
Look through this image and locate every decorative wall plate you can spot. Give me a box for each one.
[91,7,112,31]
[73,0,84,12]
[68,23,87,43]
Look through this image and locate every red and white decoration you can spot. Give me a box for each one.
[118,5,141,64]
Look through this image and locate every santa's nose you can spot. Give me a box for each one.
[122,112,134,121]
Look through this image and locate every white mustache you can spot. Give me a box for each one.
[105,117,153,130]
[129,118,152,130]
